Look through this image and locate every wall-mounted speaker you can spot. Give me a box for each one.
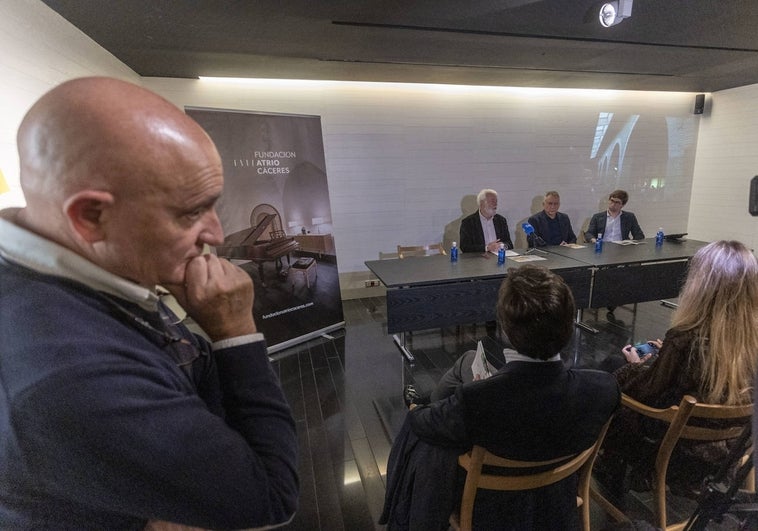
[694,94,705,115]
[750,176,758,216]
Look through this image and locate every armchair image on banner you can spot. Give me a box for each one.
[186,107,344,354]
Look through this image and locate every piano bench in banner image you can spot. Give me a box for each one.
[291,257,317,289]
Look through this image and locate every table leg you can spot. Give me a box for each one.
[574,308,599,334]
[393,332,415,364]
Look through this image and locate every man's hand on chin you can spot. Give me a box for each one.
[164,255,257,341]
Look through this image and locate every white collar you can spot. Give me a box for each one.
[479,211,495,224]
[503,348,561,363]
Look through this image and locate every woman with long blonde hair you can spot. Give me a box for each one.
[625,239,758,406]
[598,240,758,494]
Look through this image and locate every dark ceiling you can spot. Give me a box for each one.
[42,0,758,92]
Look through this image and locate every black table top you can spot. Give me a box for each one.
[542,238,710,267]
[365,250,590,288]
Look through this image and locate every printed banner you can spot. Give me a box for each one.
[186,107,344,353]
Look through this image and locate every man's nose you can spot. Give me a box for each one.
[200,210,224,246]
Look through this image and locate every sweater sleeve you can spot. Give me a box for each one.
[12,335,298,530]
[614,328,698,408]
[562,214,577,244]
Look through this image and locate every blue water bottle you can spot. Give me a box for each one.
[595,233,603,253]
[655,227,664,246]
[450,241,458,262]
[497,243,506,265]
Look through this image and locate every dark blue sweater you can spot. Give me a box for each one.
[0,260,298,529]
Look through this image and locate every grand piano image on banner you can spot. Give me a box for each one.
[215,204,300,287]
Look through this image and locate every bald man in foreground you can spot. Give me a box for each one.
[0,78,298,528]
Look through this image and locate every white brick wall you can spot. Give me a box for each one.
[0,0,139,209]
[148,79,701,278]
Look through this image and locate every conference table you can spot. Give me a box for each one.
[545,238,708,309]
[364,238,709,362]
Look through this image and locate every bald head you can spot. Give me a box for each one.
[18,77,216,206]
[15,77,225,286]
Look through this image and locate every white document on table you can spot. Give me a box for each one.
[508,255,547,262]
[489,249,520,257]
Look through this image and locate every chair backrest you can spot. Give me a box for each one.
[592,394,753,530]
[617,394,752,530]
[454,416,612,531]
[397,243,446,259]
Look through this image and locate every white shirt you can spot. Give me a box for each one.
[604,211,623,242]
[480,212,497,251]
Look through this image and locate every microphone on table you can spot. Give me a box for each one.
[522,222,547,254]
[522,223,535,247]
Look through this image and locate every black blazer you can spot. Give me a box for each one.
[382,361,620,530]
[459,211,513,253]
[585,211,645,242]
[527,210,577,246]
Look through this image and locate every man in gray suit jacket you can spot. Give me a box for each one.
[459,188,513,253]
[585,189,645,242]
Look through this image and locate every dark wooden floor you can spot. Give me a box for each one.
[270,296,747,530]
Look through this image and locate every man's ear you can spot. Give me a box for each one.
[62,190,115,243]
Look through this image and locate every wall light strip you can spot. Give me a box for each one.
[198,76,704,99]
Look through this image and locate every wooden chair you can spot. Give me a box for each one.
[397,243,446,258]
[590,394,754,531]
[450,417,612,531]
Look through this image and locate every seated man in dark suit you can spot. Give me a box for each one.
[459,188,513,253]
[527,190,577,246]
[585,189,645,243]
[380,265,620,530]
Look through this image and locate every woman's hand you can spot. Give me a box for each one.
[621,344,652,364]
[622,338,663,363]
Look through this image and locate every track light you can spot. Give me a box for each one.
[599,0,633,27]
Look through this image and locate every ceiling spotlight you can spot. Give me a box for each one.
[599,0,633,27]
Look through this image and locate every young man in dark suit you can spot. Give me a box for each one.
[459,188,514,253]
[585,189,645,243]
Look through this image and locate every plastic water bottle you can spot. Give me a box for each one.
[595,233,603,253]
[655,227,664,246]
[450,241,459,262]
[497,243,506,265]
